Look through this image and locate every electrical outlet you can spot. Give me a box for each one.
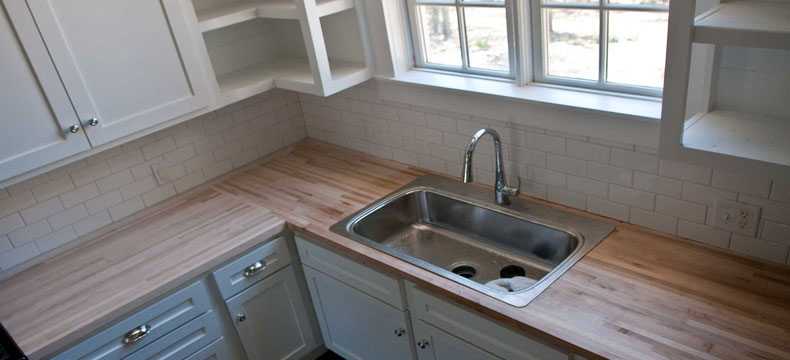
[713,199,761,236]
[154,166,172,184]
[360,121,379,143]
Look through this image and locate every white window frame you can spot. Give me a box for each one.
[531,1,669,97]
[406,0,517,79]
[403,0,669,98]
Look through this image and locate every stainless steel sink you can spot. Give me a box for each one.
[330,176,614,307]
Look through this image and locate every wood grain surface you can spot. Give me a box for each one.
[2,139,788,360]
[214,140,790,360]
[0,188,284,359]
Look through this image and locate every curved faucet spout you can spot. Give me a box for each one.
[461,128,519,205]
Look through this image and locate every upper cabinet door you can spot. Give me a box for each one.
[0,1,91,181]
[26,0,211,146]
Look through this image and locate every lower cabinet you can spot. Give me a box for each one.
[411,320,499,360]
[184,338,231,360]
[302,266,413,360]
[225,265,319,360]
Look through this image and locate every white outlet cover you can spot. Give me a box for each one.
[713,199,761,237]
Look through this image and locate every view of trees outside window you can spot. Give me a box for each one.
[412,1,669,92]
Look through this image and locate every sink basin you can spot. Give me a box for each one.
[330,176,614,307]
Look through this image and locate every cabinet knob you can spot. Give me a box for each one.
[417,339,430,349]
[68,125,80,134]
[88,118,99,126]
[237,313,246,322]
[122,324,150,344]
[394,327,405,337]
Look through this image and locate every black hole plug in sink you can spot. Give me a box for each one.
[451,265,477,279]
[500,265,526,278]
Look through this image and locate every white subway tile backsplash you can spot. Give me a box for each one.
[658,159,712,185]
[526,132,565,154]
[0,213,25,236]
[681,182,737,206]
[84,190,123,215]
[633,172,682,199]
[0,192,36,218]
[107,149,145,173]
[0,242,39,271]
[47,205,88,230]
[677,220,730,249]
[610,148,659,174]
[522,166,566,188]
[425,114,457,133]
[8,220,51,247]
[0,236,11,254]
[588,163,632,187]
[31,176,74,202]
[762,221,790,245]
[142,184,176,207]
[729,234,789,263]
[70,162,111,187]
[655,196,707,224]
[630,208,678,234]
[547,187,586,210]
[587,197,629,222]
[609,185,654,210]
[567,176,608,198]
[566,140,610,163]
[547,154,587,177]
[711,170,772,198]
[96,170,134,194]
[35,226,78,253]
[109,197,145,221]
[20,197,63,224]
[770,182,790,203]
[120,177,157,200]
[74,211,112,236]
[738,194,790,224]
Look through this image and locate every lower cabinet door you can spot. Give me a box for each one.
[184,337,231,360]
[412,320,500,360]
[303,266,413,360]
[225,265,319,360]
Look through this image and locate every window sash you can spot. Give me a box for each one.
[530,1,668,97]
[407,0,517,79]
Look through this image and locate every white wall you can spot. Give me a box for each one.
[302,80,790,266]
[0,89,306,276]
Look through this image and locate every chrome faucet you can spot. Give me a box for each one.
[462,128,519,205]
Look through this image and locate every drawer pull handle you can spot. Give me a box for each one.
[243,260,267,277]
[417,339,430,349]
[122,324,150,345]
[394,328,405,337]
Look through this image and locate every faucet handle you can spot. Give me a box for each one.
[502,185,519,196]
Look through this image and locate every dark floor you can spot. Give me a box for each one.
[315,350,345,360]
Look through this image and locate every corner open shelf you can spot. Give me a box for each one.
[694,1,790,50]
[196,0,299,32]
[661,0,790,178]
[683,110,790,166]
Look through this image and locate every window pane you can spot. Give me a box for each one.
[545,9,599,81]
[543,0,598,4]
[465,7,509,72]
[608,0,669,5]
[606,10,668,88]
[418,6,462,67]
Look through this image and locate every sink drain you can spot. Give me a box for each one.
[500,265,526,278]
[451,265,477,279]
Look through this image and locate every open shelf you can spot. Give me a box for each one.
[682,109,790,166]
[318,6,371,94]
[194,0,298,33]
[316,0,354,18]
[694,1,790,50]
[203,17,318,103]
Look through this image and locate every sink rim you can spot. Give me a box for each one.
[330,175,615,307]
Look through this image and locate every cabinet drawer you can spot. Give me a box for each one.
[53,281,211,360]
[212,236,291,299]
[295,234,404,310]
[406,285,568,360]
[184,337,231,360]
[125,310,221,360]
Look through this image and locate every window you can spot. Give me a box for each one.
[406,0,669,97]
[406,0,515,78]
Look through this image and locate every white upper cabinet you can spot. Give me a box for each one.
[26,0,211,146]
[0,1,91,181]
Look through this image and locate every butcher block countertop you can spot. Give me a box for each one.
[2,140,789,359]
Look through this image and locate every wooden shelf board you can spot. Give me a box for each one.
[216,56,314,102]
[694,1,790,50]
[682,109,790,166]
[316,0,354,18]
[197,0,299,33]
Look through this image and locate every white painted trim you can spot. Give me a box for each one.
[375,73,661,147]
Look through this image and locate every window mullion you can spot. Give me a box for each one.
[457,5,470,71]
[598,3,607,87]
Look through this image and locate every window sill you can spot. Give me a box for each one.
[380,69,662,122]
